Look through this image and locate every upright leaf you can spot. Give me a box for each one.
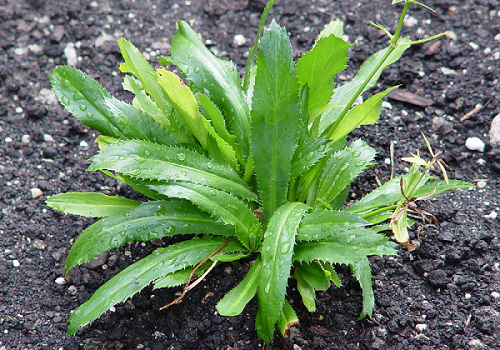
[46,192,139,218]
[256,202,310,344]
[168,21,251,158]
[296,34,350,114]
[67,236,245,335]
[88,140,256,201]
[250,20,302,223]
[50,66,122,138]
[156,69,208,148]
[65,200,236,272]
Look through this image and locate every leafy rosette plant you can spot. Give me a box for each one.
[48,0,470,343]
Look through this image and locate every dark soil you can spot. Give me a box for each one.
[1,0,499,349]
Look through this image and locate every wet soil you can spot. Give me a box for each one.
[1,0,499,349]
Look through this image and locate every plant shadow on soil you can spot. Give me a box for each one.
[0,0,499,349]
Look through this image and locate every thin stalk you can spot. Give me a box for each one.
[242,0,276,91]
[361,204,398,220]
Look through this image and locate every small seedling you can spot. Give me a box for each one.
[48,0,470,343]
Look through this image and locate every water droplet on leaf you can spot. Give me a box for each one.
[176,153,186,161]
[79,104,87,111]
[61,95,70,106]
[194,67,200,73]
[280,242,291,254]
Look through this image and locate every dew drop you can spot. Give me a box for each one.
[265,246,271,252]
[86,112,93,119]
[61,95,70,106]
[194,67,200,73]
[202,79,207,85]
[62,79,71,87]
[79,104,87,111]
[142,225,148,231]
[56,204,65,211]
[355,160,366,167]
[117,156,125,160]
[130,168,141,176]
[352,151,361,157]
[119,230,126,236]
[144,150,151,156]
[206,161,213,169]
[73,91,83,100]
[176,153,186,161]
[280,242,291,254]
[305,152,314,161]
[347,234,355,243]
[321,223,329,232]
[210,189,216,196]
[340,164,349,171]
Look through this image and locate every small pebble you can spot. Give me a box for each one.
[55,277,66,285]
[415,323,427,332]
[30,188,43,199]
[477,181,487,189]
[44,134,54,142]
[15,106,23,113]
[485,211,498,220]
[465,293,472,299]
[68,285,78,295]
[12,260,20,268]
[64,42,78,66]
[491,291,499,299]
[80,140,88,148]
[21,134,31,144]
[465,137,485,152]
[233,34,247,46]
[5,137,13,143]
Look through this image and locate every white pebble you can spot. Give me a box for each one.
[404,15,418,27]
[12,260,20,268]
[485,211,498,220]
[68,285,78,295]
[491,291,500,299]
[4,137,12,143]
[465,293,471,299]
[44,134,54,142]
[64,42,78,66]
[55,277,66,285]
[80,140,88,148]
[415,323,427,332]
[469,42,479,50]
[109,306,116,312]
[15,106,23,113]
[465,137,485,152]
[30,187,43,199]
[476,181,487,189]
[384,158,391,165]
[21,134,31,145]
[382,101,392,109]
[233,34,247,46]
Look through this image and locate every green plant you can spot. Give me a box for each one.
[47,0,470,343]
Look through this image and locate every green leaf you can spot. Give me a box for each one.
[316,140,376,206]
[50,66,122,138]
[290,138,329,178]
[316,40,410,137]
[346,176,404,215]
[297,209,369,241]
[88,140,256,201]
[148,182,261,250]
[250,20,302,224]
[105,97,176,145]
[415,180,473,198]
[46,192,140,217]
[294,267,316,312]
[316,20,344,43]
[122,75,171,128]
[65,200,236,273]
[216,258,262,316]
[327,86,399,143]
[294,228,397,266]
[296,34,350,114]
[198,93,236,145]
[294,261,331,291]
[168,20,251,158]
[256,202,310,344]
[350,258,374,319]
[67,236,244,335]
[200,115,240,170]
[153,261,213,290]
[118,38,171,117]
[156,69,208,148]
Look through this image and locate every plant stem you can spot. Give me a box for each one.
[242,0,276,91]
